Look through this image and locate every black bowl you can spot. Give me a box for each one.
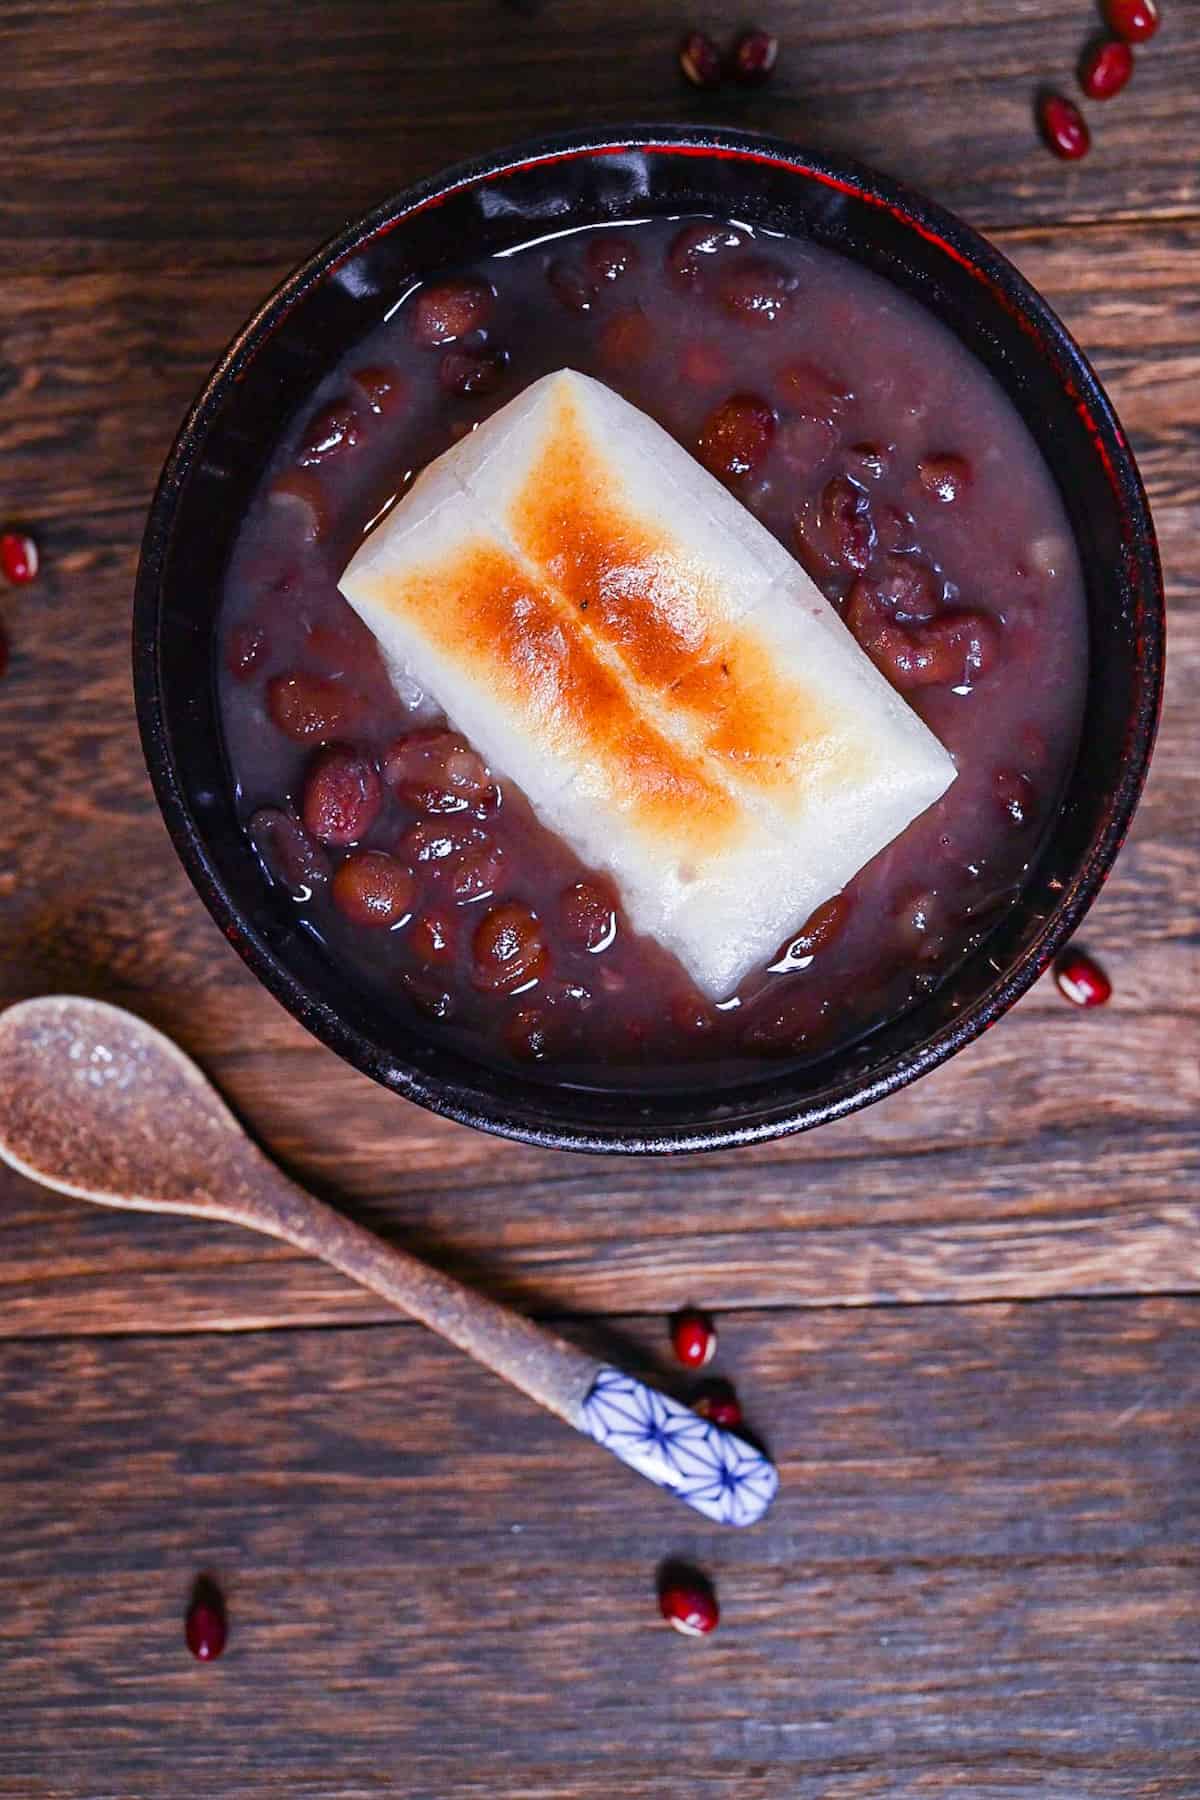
[134,127,1163,1155]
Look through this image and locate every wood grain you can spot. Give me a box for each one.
[3,1301,1199,1797]
[1,0,1196,280]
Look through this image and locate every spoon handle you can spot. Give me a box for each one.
[246,1177,778,1528]
[259,1177,597,1422]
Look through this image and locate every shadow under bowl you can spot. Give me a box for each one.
[134,127,1163,1155]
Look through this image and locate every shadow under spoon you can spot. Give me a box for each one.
[0,995,778,1527]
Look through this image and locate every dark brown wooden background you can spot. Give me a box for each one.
[1,3,1197,1795]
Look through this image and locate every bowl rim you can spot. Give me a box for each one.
[134,124,1164,1156]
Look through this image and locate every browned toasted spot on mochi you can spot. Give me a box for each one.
[670,625,870,799]
[358,539,739,859]
[508,389,725,693]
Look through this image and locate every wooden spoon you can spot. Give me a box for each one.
[0,995,778,1527]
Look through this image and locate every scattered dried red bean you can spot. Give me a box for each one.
[693,1379,743,1430]
[917,453,972,504]
[185,1580,227,1662]
[697,393,775,482]
[1080,36,1134,98]
[1040,92,1091,160]
[409,279,495,346]
[301,745,383,846]
[331,850,415,928]
[472,902,548,993]
[670,1307,716,1369]
[0,531,38,585]
[728,27,778,85]
[679,29,723,88]
[1055,948,1112,1008]
[1104,0,1159,42]
[658,1567,719,1637]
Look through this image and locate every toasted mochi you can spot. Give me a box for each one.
[340,369,956,998]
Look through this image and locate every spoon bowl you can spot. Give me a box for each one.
[0,994,263,1218]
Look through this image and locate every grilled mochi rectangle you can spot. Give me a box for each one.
[339,368,956,1000]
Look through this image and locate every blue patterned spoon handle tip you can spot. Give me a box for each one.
[579,1366,779,1527]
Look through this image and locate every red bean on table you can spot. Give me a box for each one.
[1040,93,1091,160]
[1104,0,1159,42]
[1081,36,1134,99]
[678,29,723,89]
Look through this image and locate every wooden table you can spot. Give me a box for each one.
[2,3,1197,1793]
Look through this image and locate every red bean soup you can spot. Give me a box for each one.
[218,217,1087,1088]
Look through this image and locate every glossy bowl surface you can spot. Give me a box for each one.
[134,127,1163,1154]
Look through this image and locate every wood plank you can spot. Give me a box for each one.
[2,1298,1198,1795]
[0,222,1197,1333]
[0,1111,1197,1334]
[1,0,1197,281]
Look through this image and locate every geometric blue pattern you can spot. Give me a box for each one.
[580,1366,779,1527]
